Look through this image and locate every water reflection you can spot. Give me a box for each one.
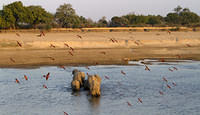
[88,96,101,115]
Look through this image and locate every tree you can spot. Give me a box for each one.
[179,11,200,25]
[3,1,29,28]
[133,15,149,25]
[27,6,53,28]
[97,16,108,27]
[1,7,16,28]
[55,3,80,28]
[110,16,129,27]
[123,13,136,25]
[147,16,161,26]
[165,13,180,24]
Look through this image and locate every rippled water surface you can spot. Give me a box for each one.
[0,60,200,115]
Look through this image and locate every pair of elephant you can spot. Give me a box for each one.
[71,69,101,96]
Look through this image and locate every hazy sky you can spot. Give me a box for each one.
[0,0,200,21]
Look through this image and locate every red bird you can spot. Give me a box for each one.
[85,66,90,70]
[69,47,74,52]
[167,84,171,89]
[41,31,45,36]
[145,65,150,71]
[68,51,73,56]
[138,98,143,103]
[48,57,55,61]
[15,78,20,84]
[172,82,177,86]
[59,65,66,70]
[167,30,171,34]
[168,68,173,72]
[121,70,126,75]
[50,44,56,48]
[172,67,178,70]
[10,58,16,63]
[159,91,164,95]
[64,111,69,115]
[160,58,165,62]
[24,75,28,80]
[163,77,168,82]
[46,72,50,80]
[176,55,181,59]
[186,44,191,47]
[100,51,106,55]
[64,43,70,47]
[114,39,118,43]
[17,41,22,47]
[16,33,20,37]
[134,41,140,46]
[104,76,110,80]
[77,35,82,39]
[43,84,48,89]
[127,101,132,106]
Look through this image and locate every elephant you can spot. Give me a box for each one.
[71,80,80,91]
[90,79,101,96]
[85,74,101,96]
[72,69,85,87]
[71,69,101,96]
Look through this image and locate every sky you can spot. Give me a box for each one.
[0,0,200,21]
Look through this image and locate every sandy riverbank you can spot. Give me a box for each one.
[0,31,200,67]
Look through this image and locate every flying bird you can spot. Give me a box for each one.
[43,84,48,89]
[172,82,177,86]
[167,30,171,34]
[163,77,168,82]
[48,57,55,61]
[24,75,28,80]
[77,35,82,39]
[16,33,20,37]
[64,43,70,47]
[68,51,73,56]
[40,31,45,36]
[46,72,50,80]
[50,44,56,48]
[121,70,126,75]
[186,44,191,47]
[104,76,110,80]
[172,67,178,70]
[69,47,74,52]
[63,111,69,115]
[15,78,20,84]
[85,66,90,70]
[17,41,22,47]
[134,41,140,46]
[145,65,150,71]
[168,68,173,72]
[138,98,143,103]
[166,84,171,89]
[59,65,66,70]
[159,91,164,95]
[10,58,16,63]
[127,101,132,106]
[100,51,106,55]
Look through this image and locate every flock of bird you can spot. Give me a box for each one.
[11,30,191,115]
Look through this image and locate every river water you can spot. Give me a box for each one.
[0,60,200,115]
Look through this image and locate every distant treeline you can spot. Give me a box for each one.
[0,1,200,29]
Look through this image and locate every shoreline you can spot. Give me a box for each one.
[0,31,200,68]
